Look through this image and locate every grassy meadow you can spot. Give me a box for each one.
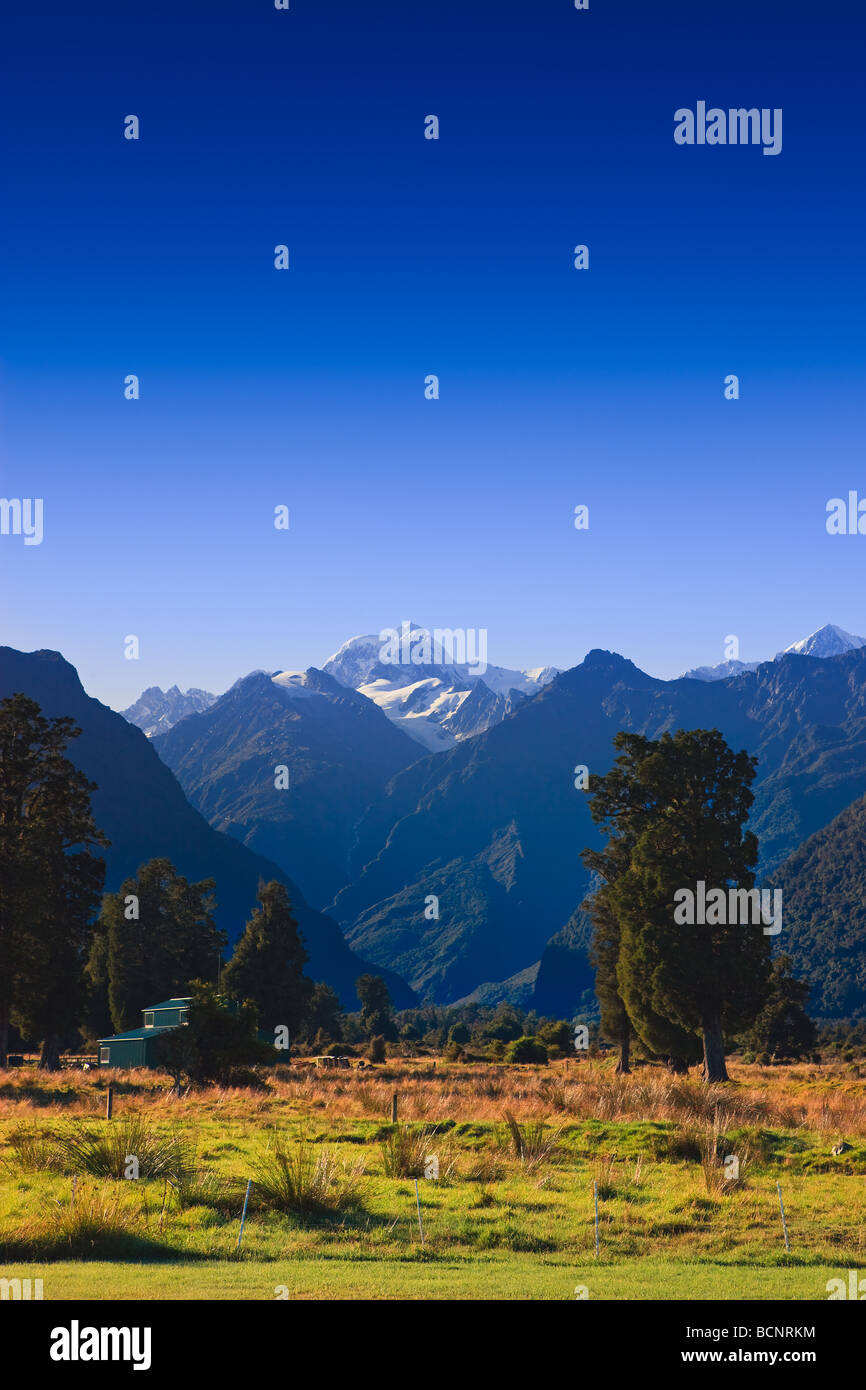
[1,1057,864,1301]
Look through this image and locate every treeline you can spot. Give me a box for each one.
[0,694,392,1070]
[0,695,827,1079]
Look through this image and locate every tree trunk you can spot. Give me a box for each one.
[0,1004,9,1069]
[39,1034,62,1071]
[615,1030,631,1075]
[701,1018,728,1083]
[666,1055,689,1075]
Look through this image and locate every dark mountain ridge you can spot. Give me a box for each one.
[333,646,866,1005]
[0,648,414,1009]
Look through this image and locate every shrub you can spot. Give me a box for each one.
[368,1035,386,1064]
[221,1067,268,1090]
[506,1036,549,1064]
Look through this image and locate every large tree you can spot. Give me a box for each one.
[584,729,771,1083]
[0,694,107,1068]
[88,858,226,1034]
[221,880,311,1038]
[156,981,273,1088]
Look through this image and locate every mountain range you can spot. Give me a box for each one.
[154,667,421,909]
[13,616,866,1023]
[329,642,866,1015]
[122,685,216,737]
[0,648,414,1010]
[681,623,866,681]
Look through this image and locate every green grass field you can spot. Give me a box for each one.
[0,1258,851,1301]
[1,1059,863,1300]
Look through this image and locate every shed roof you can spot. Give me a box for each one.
[97,1025,178,1043]
[144,998,192,1011]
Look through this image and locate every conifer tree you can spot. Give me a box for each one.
[355,973,396,1041]
[89,858,226,1033]
[0,694,107,1068]
[585,729,771,1083]
[221,880,311,1037]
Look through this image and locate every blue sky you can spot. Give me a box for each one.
[1,0,864,709]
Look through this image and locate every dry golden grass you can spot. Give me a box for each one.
[1,1055,864,1138]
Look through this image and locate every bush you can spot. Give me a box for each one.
[157,984,274,1086]
[222,1067,269,1090]
[367,1035,386,1063]
[506,1036,549,1064]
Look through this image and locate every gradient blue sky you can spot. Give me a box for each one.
[2,0,864,710]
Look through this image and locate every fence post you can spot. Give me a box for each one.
[776,1182,791,1251]
[391,1092,398,1123]
[105,1085,113,1120]
[594,1179,600,1257]
[414,1179,425,1244]
[236,1179,252,1253]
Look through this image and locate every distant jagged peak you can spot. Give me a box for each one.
[681,624,866,682]
[776,623,866,660]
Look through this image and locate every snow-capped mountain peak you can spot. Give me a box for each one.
[122,685,217,738]
[776,623,866,660]
[322,624,559,748]
[681,624,866,682]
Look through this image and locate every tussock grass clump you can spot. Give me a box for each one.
[251,1134,362,1214]
[53,1116,194,1181]
[4,1122,62,1172]
[380,1124,438,1179]
[169,1168,239,1211]
[45,1185,138,1244]
[498,1110,561,1171]
[462,1150,507,1184]
[591,1152,619,1200]
[537,1078,572,1112]
[699,1114,750,1195]
[3,1184,158,1261]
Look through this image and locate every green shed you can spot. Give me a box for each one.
[97,998,191,1070]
